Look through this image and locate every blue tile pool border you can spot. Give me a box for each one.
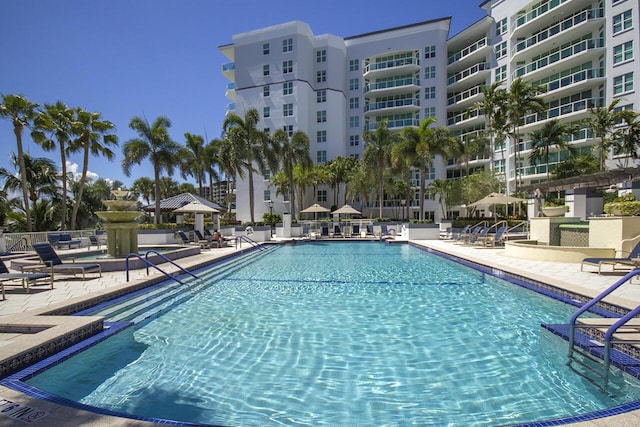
[1,241,639,426]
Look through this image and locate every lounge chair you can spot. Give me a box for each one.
[194,230,214,249]
[177,231,210,249]
[332,225,342,237]
[581,241,640,274]
[88,235,102,250]
[352,224,360,237]
[27,242,101,279]
[321,225,329,238]
[453,225,471,242]
[366,224,374,236]
[455,225,479,244]
[0,259,53,299]
[478,225,507,247]
[47,233,82,249]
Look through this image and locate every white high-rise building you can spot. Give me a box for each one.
[220,0,640,223]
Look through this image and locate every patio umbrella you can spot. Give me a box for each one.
[468,192,526,220]
[300,203,331,214]
[332,204,362,216]
[173,202,221,234]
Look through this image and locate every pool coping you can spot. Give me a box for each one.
[1,240,640,426]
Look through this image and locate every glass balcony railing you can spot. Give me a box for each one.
[447,62,489,86]
[448,38,487,65]
[447,108,481,126]
[364,77,420,93]
[365,118,420,131]
[226,83,235,91]
[514,0,571,30]
[364,55,419,74]
[524,97,603,125]
[535,68,604,93]
[447,85,483,106]
[364,98,420,113]
[513,38,604,79]
[512,8,604,56]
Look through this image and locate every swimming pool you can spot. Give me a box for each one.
[17,242,640,425]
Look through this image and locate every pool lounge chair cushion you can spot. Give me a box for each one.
[581,241,640,274]
[0,259,53,299]
[29,242,101,279]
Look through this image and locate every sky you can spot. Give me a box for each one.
[0,0,486,189]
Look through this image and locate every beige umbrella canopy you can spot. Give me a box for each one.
[172,201,221,213]
[332,204,362,215]
[300,203,331,214]
[468,192,525,207]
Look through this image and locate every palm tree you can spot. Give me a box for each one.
[455,133,490,178]
[614,109,640,168]
[362,120,398,219]
[178,133,207,196]
[474,81,508,171]
[272,129,311,218]
[216,136,246,220]
[0,94,40,231]
[506,78,546,193]
[32,101,77,230]
[528,119,577,181]
[345,164,375,217]
[122,116,180,225]
[589,99,624,171]
[203,138,222,203]
[427,179,453,220]
[326,156,357,208]
[131,177,155,205]
[223,108,276,223]
[69,109,118,230]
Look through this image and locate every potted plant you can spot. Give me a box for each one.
[541,196,569,217]
[604,194,640,216]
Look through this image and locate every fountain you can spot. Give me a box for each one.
[95,190,144,258]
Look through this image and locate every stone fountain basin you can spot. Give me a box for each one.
[101,200,138,211]
[95,211,144,223]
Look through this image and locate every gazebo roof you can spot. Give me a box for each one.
[142,193,226,213]
[520,167,640,194]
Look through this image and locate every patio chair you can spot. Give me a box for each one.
[194,230,213,249]
[0,259,53,299]
[453,225,471,242]
[366,224,374,236]
[48,233,81,249]
[332,225,342,237]
[352,224,360,237]
[28,243,101,280]
[177,231,209,249]
[581,241,640,274]
[321,225,330,238]
[88,235,102,250]
[478,225,507,247]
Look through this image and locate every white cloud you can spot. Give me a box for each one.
[66,161,99,182]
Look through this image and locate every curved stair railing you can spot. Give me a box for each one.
[235,235,265,250]
[125,252,198,284]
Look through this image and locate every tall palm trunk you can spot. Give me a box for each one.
[154,166,162,224]
[14,124,32,231]
[60,143,68,230]
[70,139,91,229]
[248,167,255,222]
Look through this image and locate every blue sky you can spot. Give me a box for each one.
[0,0,486,188]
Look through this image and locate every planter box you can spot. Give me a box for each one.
[541,206,567,217]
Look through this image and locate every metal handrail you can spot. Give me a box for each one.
[235,235,265,250]
[2,237,29,255]
[144,250,198,279]
[506,220,529,238]
[125,253,185,284]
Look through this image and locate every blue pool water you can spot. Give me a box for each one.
[25,242,640,425]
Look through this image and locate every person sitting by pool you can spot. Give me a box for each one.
[212,230,224,248]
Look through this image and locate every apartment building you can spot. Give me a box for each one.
[220,0,640,223]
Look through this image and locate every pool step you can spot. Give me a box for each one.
[95,246,277,323]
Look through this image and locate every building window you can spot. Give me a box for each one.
[263,107,270,118]
[316,49,326,63]
[425,87,436,99]
[263,64,270,76]
[495,41,507,59]
[263,127,270,134]
[496,17,507,36]
[263,43,270,55]
[317,110,326,122]
[316,150,327,163]
[613,10,633,34]
[317,189,327,202]
[317,70,326,83]
[349,97,359,109]
[283,103,294,117]
[424,45,436,58]
[283,125,293,137]
[263,85,270,97]
[283,81,293,95]
[614,72,634,95]
[425,66,436,79]
[349,59,359,71]
[263,190,271,201]
[349,116,359,128]
[283,60,293,74]
[283,38,293,53]
[614,41,633,64]
[317,90,326,103]
[350,135,360,146]
[349,78,359,90]
[317,130,326,143]
[425,106,436,118]
[495,65,507,82]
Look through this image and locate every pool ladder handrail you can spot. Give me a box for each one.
[125,251,198,284]
[567,268,640,385]
[505,220,529,240]
[2,237,29,255]
[235,235,265,250]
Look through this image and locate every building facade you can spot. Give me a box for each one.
[220,0,640,223]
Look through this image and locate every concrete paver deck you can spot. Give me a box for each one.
[0,240,639,426]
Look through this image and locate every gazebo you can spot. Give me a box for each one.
[143,193,226,226]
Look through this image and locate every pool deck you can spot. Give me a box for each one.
[0,240,639,426]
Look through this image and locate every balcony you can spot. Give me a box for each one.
[363,53,420,79]
[365,118,420,131]
[447,62,490,89]
[364,98,420,116]
[222,62,235,79]
[447,85,484,108]
[511,8,604,61]
[225,82,235,100]
[448,37,488,65]
[447,108,482,127]
[537,68,605,96]
[364,77,420,97]
[225,103,236,115]
[512,0,572,37]
[513,38,604,81]
[523,97,603,128]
